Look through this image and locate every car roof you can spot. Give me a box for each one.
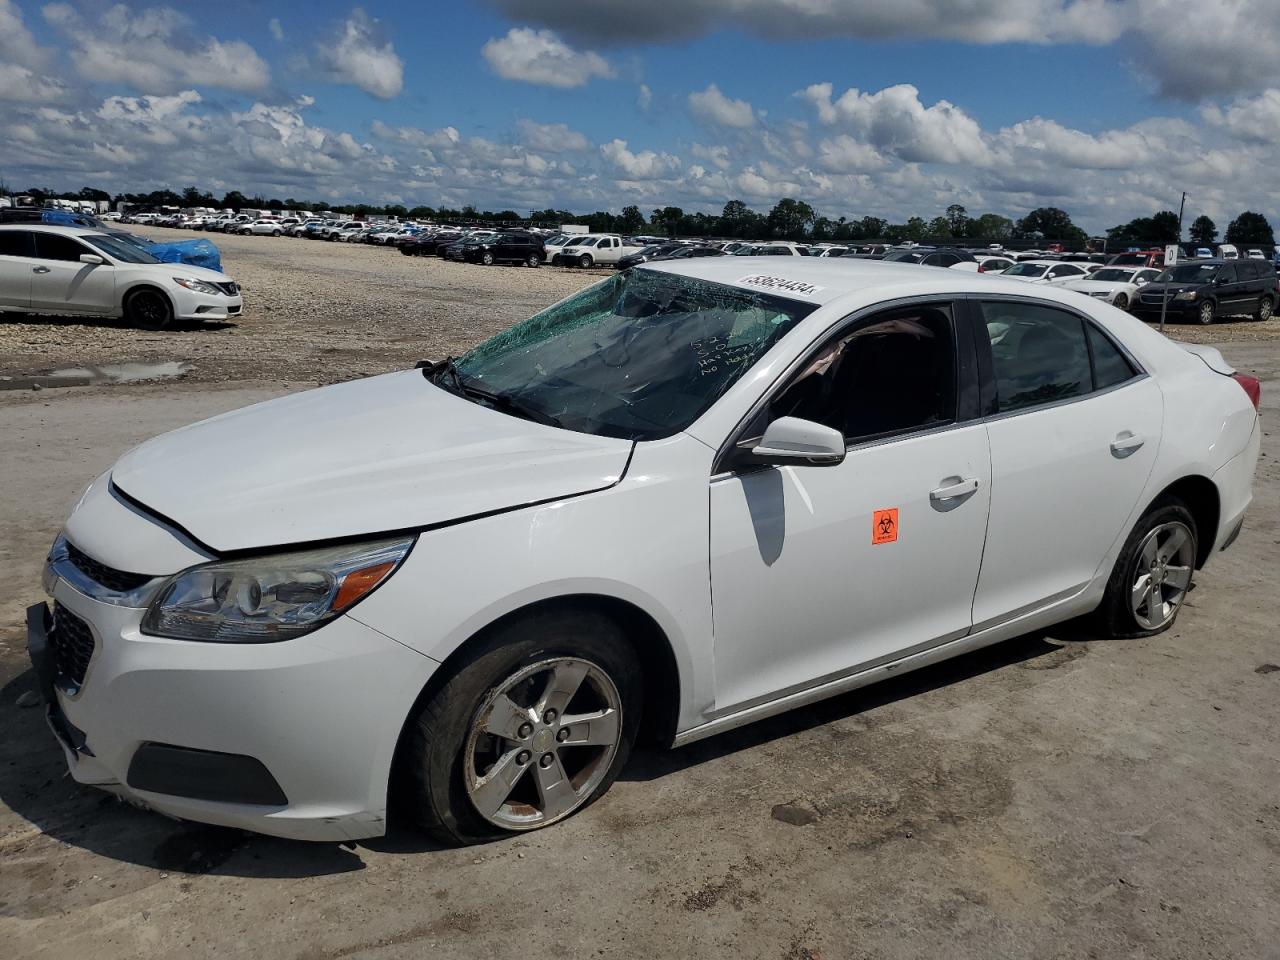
[0,223,100,235]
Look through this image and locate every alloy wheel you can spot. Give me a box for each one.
[1198,301,1214,325]
[1260,299,1274,321]
[1113,294,1128,311]
[1130,521,1195,631]
[463,657,622,831]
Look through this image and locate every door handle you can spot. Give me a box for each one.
[1110,432,1145,457]
[929,477,980,501]
[32,266,50,274]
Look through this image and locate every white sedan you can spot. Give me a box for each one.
[1002,259,1094,283]
[239,218,287,236]
[29,258,1259,843]
[1059,266,1162,311]
[0,224,242,328]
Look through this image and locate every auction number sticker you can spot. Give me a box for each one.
[737,275,824,296]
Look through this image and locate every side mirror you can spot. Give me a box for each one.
[79,254,104,265]
[751,417,846,467]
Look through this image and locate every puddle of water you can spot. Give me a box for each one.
[0,361,191,391]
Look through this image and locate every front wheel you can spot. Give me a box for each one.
[481,251,494,266]
[1256,297,1274,321]
[124,289,174,330]
[527,254,541,268]
[272,230,281,237]
[578,254,593,269]
[1113,293,1129,311]
[406,609,641,845]
[1095,499,1198,638]
[1197,300,1215,325]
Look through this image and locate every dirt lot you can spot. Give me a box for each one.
[1,234,1278,960]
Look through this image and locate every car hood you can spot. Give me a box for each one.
[109,371,634,553]
[156,262,231,282]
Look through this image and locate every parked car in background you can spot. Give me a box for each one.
[1195,247,1214,258]
[0,224,241,328]
[1133,259,1278,325]
[333,221,369,242]
[442,231,499,260]
[882,247,979,270]
[1003,260,1092,283]
[1107,249,1166,269]
[292,219,325,237]
[402,231,462,257]
[240,219,286,236]
[552,234,643,268]
[977,256,1015,273]
[615,242,685,271]
[459,232,546,267]
[27,256,1259,844]
[653,245,724,263]
[1059,266,1162,311]
[1247,249,1265,260]
[730,242,811,257]
[1217,244,1239,261]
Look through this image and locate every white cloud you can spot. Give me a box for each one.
[516,119,590,153]
[637,83,652,112]
[1201,89,1280,144]
[1,0,49,69]
[315,8,404,98]
[268,17,284,42]
[688,84,756,128]
[481,28,613,88]
[692,143,732,170]
[0,62,70,103]
[600,139,681,179]
[42,2,270,94]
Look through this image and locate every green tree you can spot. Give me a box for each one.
[1189,215,1217,246]
[970,213,1014,241]
[766,197,815,238]
[853,216,887,240]
[1017,207,1087,248]
[616,205,645,233]
[1225,211,1275,245]
[945,204,969,237]
[651,206,685,236]
[221,190,248,211]
[926,216,952,238]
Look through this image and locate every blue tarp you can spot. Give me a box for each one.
[41,209,104,229]
[145,239,223,273]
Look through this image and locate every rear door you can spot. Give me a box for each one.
[0,230,35,309]
[29,233,116,314]
[969,297,1162,628]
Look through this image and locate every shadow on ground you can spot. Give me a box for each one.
[0,621,1097,876]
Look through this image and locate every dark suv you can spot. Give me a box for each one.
[1133,259,1278,325]
[459,232,546,267]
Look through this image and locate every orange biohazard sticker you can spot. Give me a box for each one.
[871,508,899,545]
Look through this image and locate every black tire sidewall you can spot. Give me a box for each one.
[1096,499,1198,639]
[125,289,173,330]
[1114,294,1128,311]
[1198,301,1215,324]
[410,609,642,845]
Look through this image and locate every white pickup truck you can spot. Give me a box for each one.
[551,234,643,268]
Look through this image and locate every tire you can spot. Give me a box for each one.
[272,230,281,237]
[578,254,592,269]
[1197,300,1215,325]
[1256,296,1274,321]
[527,254,541,268]
[407,608,642,846]
[1112,293,1129,311]
[124,288,174,331]
[1094,498,1198,639]
[481,251,494,266]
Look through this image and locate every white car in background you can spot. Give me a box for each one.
[0,224,242,328]
[239,218,286,236]
[28,257,1259,845]
[333,221,369,242]
[1059,266,1162,311]
[977,256,1015,273]
[551,234,643,267]
[1002,259,1092,283]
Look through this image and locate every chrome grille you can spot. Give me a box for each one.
[51,602,95,689]
[65,540,153,593]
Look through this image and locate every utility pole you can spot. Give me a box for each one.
[1177,191,1187,243]
[1160,192,1187,335]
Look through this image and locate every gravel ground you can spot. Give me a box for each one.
[0,226,598,385]
[1,227,1277,388]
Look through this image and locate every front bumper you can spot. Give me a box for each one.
[170,287,243,321]
[27,571,439,841]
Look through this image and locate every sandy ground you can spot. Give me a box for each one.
[1,236,1278,959]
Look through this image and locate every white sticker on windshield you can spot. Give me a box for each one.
[737,274,824,296]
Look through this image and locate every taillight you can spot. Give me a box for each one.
[1232,373,1261,410]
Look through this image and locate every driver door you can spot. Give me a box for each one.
[708,302,991,714]
[30,233,116,314]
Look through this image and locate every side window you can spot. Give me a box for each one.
[0,231,35,257]
[980,301,1091,412]
[1217,264,1237,283]
[33,233,91,262]
[768,305,957,443]
[1086,324,1137,390]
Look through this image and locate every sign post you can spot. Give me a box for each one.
[1159,244,1180,334]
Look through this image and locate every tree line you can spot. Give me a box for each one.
[5,182,1274,248]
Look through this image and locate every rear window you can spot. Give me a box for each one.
[0,230,34,257]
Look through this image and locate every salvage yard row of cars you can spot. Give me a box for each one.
[27,253,1262,844]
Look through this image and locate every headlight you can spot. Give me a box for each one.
[173,277,223,295]
[1174,291,1197,301]
[142,536,415,642]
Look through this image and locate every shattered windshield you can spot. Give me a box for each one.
[451,269,818,441]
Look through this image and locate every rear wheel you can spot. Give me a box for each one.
[272,229,281,237]
[1197,300,1215,325]
[527,253,541,268]
[481,251,494,266]
[1113,293,1129,311]
[1095,499,1198,638]
[406,609,641,845]
[578,254,593,269]
[1256,296,1274,321]
[124,288,173,330]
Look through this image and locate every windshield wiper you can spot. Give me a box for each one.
[425,358,562,429]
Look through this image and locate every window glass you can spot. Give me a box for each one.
[1087,324,1136,390]
[33,233,91,262]
[0,231,34,257]
[981,302,1091,412]
[1217,264,1237,283]
[769,305,956,442]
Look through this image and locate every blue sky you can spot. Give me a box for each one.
[3,1,1279,233]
